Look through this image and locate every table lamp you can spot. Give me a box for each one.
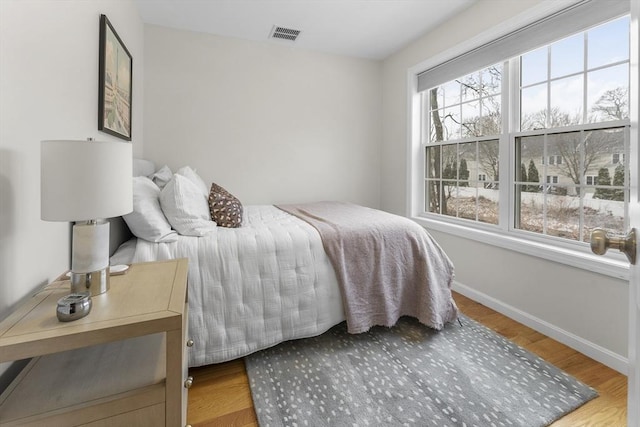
[41,139,133,295]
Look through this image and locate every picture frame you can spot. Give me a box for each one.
[98,14,132,141]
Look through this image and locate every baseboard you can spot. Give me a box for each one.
[452,281,629,375]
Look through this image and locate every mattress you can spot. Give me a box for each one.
[111,205,345,366]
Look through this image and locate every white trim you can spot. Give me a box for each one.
[453,280,629,375]
[627,0,639,424]
[406,71,422,218]
[413,215,630,280]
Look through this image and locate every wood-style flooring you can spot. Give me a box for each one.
[187,291,627,426]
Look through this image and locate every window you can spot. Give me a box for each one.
[545,155,562,165]
[418,11,630,248]
[612,153,624,164]
[424,64,501,225]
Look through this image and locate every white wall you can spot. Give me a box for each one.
[382,0,629,370]
[143,25,382,207]
[0,0,144,388]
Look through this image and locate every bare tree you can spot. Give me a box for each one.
[478,139,499,184]
[590,87,628,121]
[522,107,612,195]
[427,65,502,212]
[554,130,610,195]
[521,107,581,131]
[428,89,446,214]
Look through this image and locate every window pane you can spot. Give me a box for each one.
[430,87,444,111]
[547,132,581,187]
[430,109,446,142]
[481,66,502,96]
[587,128,625,202]
[550,75,583,126]
[478,140,500,183]
[584,128,624,185]
[516,135,543,190]
[481,95,501,136]
[513,126,628,241]
[461,101,481,137]
[546,188,580,239]
[425,180,442,214]
[587,64,629,121]
[442,80,460,107]
[450,185,500,224]
[550,33,584,79]
[588,16,630,69]
[443,185,458,217]
[521,83,547,130]
[425,146,441,179]
[442,144,457,181]
[478,185,499,224]
[443,106,461,140]
[516,184,544,233]
[458,142,475,186]
[456,186,477,221]
[521,46,547,86]
[429,64,503,142]
[460,71,482,102]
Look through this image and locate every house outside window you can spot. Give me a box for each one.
[612,153,624,164]
[418,8,630,250]
[545,155,562,165]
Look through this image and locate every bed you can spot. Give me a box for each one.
[110,160,458,367]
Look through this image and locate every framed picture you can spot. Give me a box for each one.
[98,14,132,141]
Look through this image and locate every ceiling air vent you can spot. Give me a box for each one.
[270,26,301,42]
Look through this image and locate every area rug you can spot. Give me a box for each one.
[245,315,598,427]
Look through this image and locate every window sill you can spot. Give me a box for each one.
[411,215,630,281]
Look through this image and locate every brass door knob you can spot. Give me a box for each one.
[590,228,636,264]
[184,376,194,389]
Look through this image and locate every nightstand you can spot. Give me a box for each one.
[0,259,190,426]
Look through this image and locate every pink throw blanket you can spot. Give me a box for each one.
[277,202,458,333]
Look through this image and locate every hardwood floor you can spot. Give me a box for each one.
[187,292,627,426]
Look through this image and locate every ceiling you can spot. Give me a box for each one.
[133,0,477,60]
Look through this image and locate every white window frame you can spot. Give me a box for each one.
[407,1,631,280]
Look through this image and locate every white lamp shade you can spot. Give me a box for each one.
[41,140,133,221]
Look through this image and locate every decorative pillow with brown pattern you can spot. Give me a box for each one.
[208,183,243,228]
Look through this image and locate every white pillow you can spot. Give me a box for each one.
[123,177,178,243]
[176,166,209,199]
[151,165,173,189]
[160,174,217,236]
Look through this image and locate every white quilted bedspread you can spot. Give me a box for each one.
[116,205,345,366]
